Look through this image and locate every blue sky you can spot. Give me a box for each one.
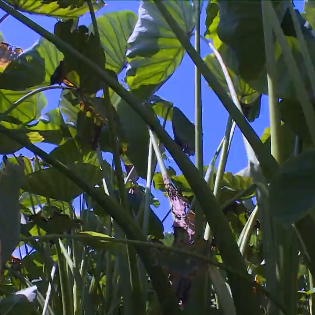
[0,1,305,233]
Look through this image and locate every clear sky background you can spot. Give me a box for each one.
[0,1,304,233]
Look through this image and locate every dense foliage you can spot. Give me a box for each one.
[0,0,315,314]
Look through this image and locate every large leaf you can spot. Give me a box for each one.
[304,0,315,29]
[0,157,24,266]
[203,53,261,121]
[0,38,63,91]
[5,0,105,18]
[126,0,195,91]
[54,20,105,94]
[59,89,80,124]
[113,95,149,178]
[89,11,137,74]
[208,2,315,100]
[26,108,75,145]
[269,149,315,226]
[0,89,46,124]
[21,163,102,202]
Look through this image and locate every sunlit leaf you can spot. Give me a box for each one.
[90,10,137,74]
[0,38,63,90]
[5,0,106,18]
[126,0,195,91]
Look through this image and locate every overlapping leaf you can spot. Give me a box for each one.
[89,10,137,74]
[126,0,195,92]
[0,38,63,91]
[5,0,105,18]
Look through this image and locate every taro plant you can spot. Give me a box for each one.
[0,0,315,314]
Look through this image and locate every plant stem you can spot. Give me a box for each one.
[194,0,204,238]
[265,1,315,146]
[0,85,73,121]
[262,1,283,165]
[87,3,143,314]
[153,0,278,180]
[21,233,289,315]
[204,116,233,241]
[0,4,267,311]
[0,12,9,24]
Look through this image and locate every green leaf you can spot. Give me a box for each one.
[304,0,315,29]
[59,89,81,124]
[77,231,124,252]
[21,163,102,202]
[89,10,137,74]
[0,157,24,265]
[203,53,261,121]
[0,89,46,124]
[26,108,74,145]
[126,0,195,91]
[5,0,105,18]
[279,99,313,144]
[204,0,220,47]
[0,38,62,91]
[150,95,174,121]
[0,286,37,315]
[113,95,149,178]
[269,149,315,226]
[54,20,105,94]
[172,107,195,156]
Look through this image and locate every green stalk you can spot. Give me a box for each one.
[263,5,299,315]
[42,263,57,315]
[193,0,204,238]
[0,85,73,120]
[153,0,278,180]
[87,3,143,314]
[56,242,73,315]
[204,115,233,241]
[21,234,288,314]
[288,2,315,101]
[0,4,272,311]
[262,1,283,164]
[265,1,315,146]
[0,127,180,314]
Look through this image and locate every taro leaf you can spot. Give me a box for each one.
[204,0,220,47]
[21,163,102,202]
[203,53,261,121]
[81,210,108,234]
[54,20,105,94]
[261,122,296,162]
[89,11,137,74]
[126,0,195,91]
[26,108,74,145]
[0,42,23,73]
[304,0,315,30]
[0,157,24,266]
[0,38,63,91]
[59,89,81,124]
[150,95,174,121]
[0,121,35,154]
[172,107,195,156]
[279,99,313,144]
[0,89,46,124]
[211,2,315,100]
[215,1,287,81]
[269,149,315,226]
[113,95,149,178]
[5,0,105,18]
[0,286,37,315]
[77,231,124,252]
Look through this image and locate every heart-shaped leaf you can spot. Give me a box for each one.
[126,0,195,91]
[269,150,315,226]
[5,0,105,18]
[90,10,137,74]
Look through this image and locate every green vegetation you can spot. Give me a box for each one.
[0,0,315,314]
